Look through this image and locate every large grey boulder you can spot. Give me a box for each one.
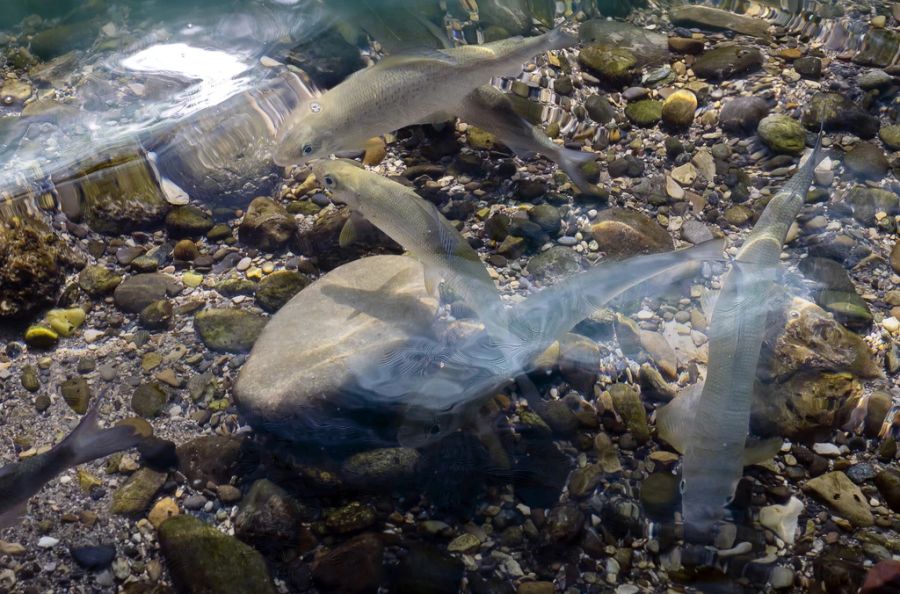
[234,255,438,446]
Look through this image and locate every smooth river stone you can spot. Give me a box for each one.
[234,255,438,446]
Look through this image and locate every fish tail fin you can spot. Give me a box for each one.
[557,149,598,195]
[61,393,143,467]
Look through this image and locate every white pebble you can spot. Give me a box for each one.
[37,537,59,548]
[812,443,841,456]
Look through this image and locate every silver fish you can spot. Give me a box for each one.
[0,398,142,529]
[311,158,507,331]
[458,85,598,194]
[273,29,576,166]
[676,129,823,543]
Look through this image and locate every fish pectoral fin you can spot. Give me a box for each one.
[0,500,28,530]
[742,436,783,466]
[339,216,359,248]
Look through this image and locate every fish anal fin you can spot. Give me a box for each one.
[339,217,358,248]
[742,436,783,467]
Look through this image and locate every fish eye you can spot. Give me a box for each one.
[789,310,800,319]
[302,144,313,156]
[323,174,335,187]
[429,424,440,435]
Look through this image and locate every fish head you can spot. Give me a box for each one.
[273,100,335,166]
[310,158,365,206]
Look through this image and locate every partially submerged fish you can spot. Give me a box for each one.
[273,29,576,166]
[311,158,506,330]
[0,397,142,529]
[673,131,823,542]
[458,85,598,194]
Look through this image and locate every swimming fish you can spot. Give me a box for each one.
[311,158,507,331]
[273,29,576,166]
[458,85,598,194]
[0,397,142,529]
[675,129,823,543]
[350,238,725,447]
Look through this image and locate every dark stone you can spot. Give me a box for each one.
[692,45,763,80]
[312,533,384,594]
[235,479,306,552]
[176,436,257,485]
[391,546,464,594]
[70,544,116,571]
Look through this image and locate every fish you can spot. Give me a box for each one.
[273,28,576,166]
[346,238,726,447]
[0,396,142,530]
[310,158,507,331]
[457,85,599,194]
[675,129,823,543]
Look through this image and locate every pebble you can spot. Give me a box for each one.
[37,536,59,548]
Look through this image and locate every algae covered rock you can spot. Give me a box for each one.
[801,92,878,139]
[158,515,277,594]
[669,5,770,38]
[255,270,310,313]
[843,142,889,181]
[578,45,637,85]
[165,205,214,238]
[238,197,296,251]
[757,114,806,154]
[195,308,267,353]
[0,218,82,320]
[845,186,899,225]
[661,89,697,128]
[751,371,858,438]
[111,468,167,515]
[234,479,307,552]
[78,265,122,296]
[624,99,663,127]
[341,447,420,489]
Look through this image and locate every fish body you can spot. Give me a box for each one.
[0,400,141,529]
[458,85,598,193]
[311,158,507,330]
[679,131,822,542]
[274,29,576,166]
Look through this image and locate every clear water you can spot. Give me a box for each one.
[0,0,898,593]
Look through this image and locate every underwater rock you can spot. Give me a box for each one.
[845,186,900,226]
[640,472,680,520]
[691,45,763,81]
[113,273,181,313]
[759,497,803,544]
[235,479,307,552]
[584,94,616,124]
[140,299,173,330]
[391,545,464,594]
[165,205,214,238]
[661,89,697,128]
[0,218,82,320]
[624,99,662,127]
[238,197,297,252]
[110,468,167,515]
[293,207,401,271]
[719,96,770,135]
[590,208,674,259]
[526,246,583,282]
[801,93,878,139]
[752,371,858,438]
[669,6,770,38]
[579,46,637,87]
[285,27,365,89]
[476,0,532,35]
[131,383,168,418]
[578,20,669,67]
[176,435,254,485]
[843,142,889,181]
[799,258,872,329]
[70,544,116,571]
[234,255,438,446]
[255,271,310,313]
[874,471,900,513]
[608,384,650,443]
[311,533,384,594]
[758,296,879,382]
[879,124,900,151]
[60,377,90,414]
[853,28,900,68]
[757,115,806,155]
[805,471,874,527]
[341,448,420,489]
[78,265,122,296]
[793,56,822,79]
[158,515,277,594]
[194,308,268,353]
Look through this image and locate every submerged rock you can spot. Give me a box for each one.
[158,515,277,594]
[805,471,874,527]
[0,219,82,320]
[235,479,306,552]
[578,20,668,66]
[843,142,889,181]
[845,186,899,226]
[312,533,384,594]
[579,45,637,86]
[238,197,297,251]
[719,96,770,135]
[113,273,181,314]
[235,255,439,446]
[757,114,806,155]
[801,93,878,139]
[590,208,674,258]
[195,308,267,353]
[692,45,763,80]
[752,371,858,438]
[624,99,662,127]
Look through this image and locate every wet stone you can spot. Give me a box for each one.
[312,533,384,594]
[70,544,116,571]
[545,502,585,544]
[802,93,878,139]
[113,273,181,314]
[661,90,697,129]
[131,383,167,418]
[591,208,674,259]
[794,56,822,78]
[159,515,276,594]
[111,468,167,515]
[235,479,306,552]
[139,300,173,330]
[844,142,889,181]
[341,447,419,489]
[325,502,376,534]
[805,471,874,527]
[238,197,296,251]
[624,99,663,127]
[255,271,309,313]
[757,114,806,155]
[692,45,763,80]
[60,377,91,414]
[194,308,267,353]
[165,205,214,238]
[177,435,252,485]
[578,45,637,86]
[78,266,122,296]
[874,471,900,513]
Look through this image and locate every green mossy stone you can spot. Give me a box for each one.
[131,383,168,418]
[194,308,267,353]
[624,100,663,127]
[60,377,91,414]
[757,114,806,154]
[255,271,310,313]
[111,467,167,515]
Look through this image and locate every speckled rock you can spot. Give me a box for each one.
[235,479,306,552]
[238,197,297,251]
[165,205,214,238]
[195,308,267,353]
[805,471,874,527]
[624,99,663,127]
[110,468,167,515]
[255,271,310,313]
[692,45,763,80]
[78,266,123,296]
[661,90,697,128]
[591,208,674,258]
[757,114,806,154]
[843,142,889,180]
[341,448,420,489]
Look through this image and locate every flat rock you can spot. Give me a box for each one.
[578,20,669,66]
[110,468,167,515]
[805,471,874,527]
[590,208,674,259]
[234,255,439,445]
[692,44,763,80]
[113,273,181,314]
[719,96,770,135]
[195,308,267,353]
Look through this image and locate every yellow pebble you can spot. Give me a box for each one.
[182,272,203,288]
[246,267,263,281]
